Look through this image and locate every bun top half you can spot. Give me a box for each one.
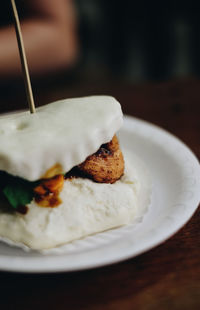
[0,96,123,181]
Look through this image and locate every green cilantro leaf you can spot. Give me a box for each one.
[0,171,39,209]
[3,183,34,209]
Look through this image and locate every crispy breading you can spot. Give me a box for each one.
[78,135,124,183]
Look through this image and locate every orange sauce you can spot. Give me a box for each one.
[34,192,62,208]
[33,174,64,208]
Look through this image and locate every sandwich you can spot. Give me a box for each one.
[0,96,140,250]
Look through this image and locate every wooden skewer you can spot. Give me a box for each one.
[10,0,36,114]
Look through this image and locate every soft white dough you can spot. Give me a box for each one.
[0,96,123,181]
[0,164,140,250]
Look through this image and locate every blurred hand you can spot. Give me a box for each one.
[0,0,78,78]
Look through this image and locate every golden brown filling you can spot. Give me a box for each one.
[78,135,124,183]
[33,135,124,208]
[34,175,64,208]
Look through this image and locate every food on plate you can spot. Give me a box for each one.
[0,96,141,250]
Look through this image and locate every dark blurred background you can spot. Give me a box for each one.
[1,0,200,110]
[75,0,200,82]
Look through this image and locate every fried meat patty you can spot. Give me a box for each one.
[77,135,124,183]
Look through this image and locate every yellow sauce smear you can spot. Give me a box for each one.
[34,174,64,208]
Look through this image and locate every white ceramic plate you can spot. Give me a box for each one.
[0,116,199,273]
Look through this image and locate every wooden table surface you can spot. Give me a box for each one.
[0,77,199,310]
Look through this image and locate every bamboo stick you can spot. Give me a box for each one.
[10,0,36,114]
